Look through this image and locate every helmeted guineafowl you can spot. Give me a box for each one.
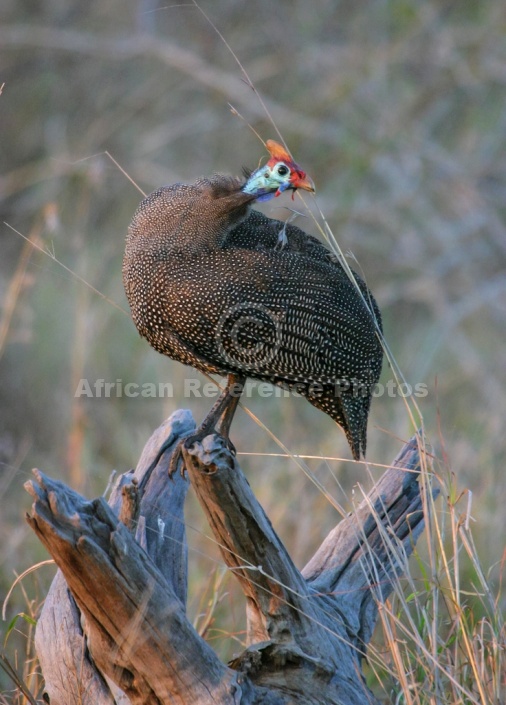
[123,141,382,467]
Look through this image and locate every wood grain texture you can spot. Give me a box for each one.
[29,411,436,705]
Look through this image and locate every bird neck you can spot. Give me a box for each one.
[126,183,256,256]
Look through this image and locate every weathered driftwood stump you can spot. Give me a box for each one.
[26,410,436,705]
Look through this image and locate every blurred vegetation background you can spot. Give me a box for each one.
[1,0,505,698]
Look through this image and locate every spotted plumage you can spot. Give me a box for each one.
[123,172,383,459]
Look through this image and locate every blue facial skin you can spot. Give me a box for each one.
[254,181,291,202]
[255,190,277,202]
[242,165,292,202]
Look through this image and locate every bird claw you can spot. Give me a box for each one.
[168,438,187,479]
[220,436,238,458]
[167,431,200,479]
[168,432,238,479]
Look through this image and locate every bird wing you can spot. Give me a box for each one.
[155,248,382,388]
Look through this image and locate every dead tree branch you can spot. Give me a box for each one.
[28,411,437,705]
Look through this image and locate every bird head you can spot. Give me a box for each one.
[242,140,315,202]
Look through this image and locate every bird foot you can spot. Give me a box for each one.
[168,431,237,478]
[168,437,187,478]
[168,373,245,478]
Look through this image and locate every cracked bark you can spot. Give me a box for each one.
[27,409,437,704]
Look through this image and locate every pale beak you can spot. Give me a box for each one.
[290,173,315,194]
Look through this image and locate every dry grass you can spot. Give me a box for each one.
[363,447,505,704]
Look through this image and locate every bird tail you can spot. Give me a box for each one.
[340,395,369,460]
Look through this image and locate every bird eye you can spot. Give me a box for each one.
[276,164,289,176]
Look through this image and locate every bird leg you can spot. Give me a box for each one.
[168,374,246,477]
